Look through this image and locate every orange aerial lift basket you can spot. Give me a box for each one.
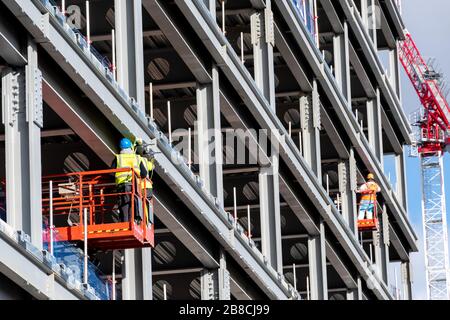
[357,191,380,232]
[41,168,154,250]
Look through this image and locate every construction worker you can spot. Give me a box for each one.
[141,148,155,225]
[111,138,147,223]
[356,173,381,221]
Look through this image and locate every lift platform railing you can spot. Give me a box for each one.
[356,191,382,231]
[42,168,154,250]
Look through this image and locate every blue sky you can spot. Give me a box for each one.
[387,0,450,299]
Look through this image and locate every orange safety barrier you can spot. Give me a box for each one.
[42,168,154,250]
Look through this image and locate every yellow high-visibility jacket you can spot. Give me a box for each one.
[141,158,154,190]
[115,153,141,185]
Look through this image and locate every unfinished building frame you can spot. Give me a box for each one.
[0,0,417,300]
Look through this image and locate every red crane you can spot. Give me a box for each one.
[399,32,450,300]
[399,33,450,153]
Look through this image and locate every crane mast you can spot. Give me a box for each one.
[399,33,450,300]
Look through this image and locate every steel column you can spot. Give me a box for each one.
[338,151,357,235]
[259,156,283,273]
[395,151,408,209]
[114,0,145,109]
[196,65,224,203]
[360,0,369,30]
[142,247,153,299]
[373,203,389,283]
[367,89,383,162]
[401,261,412,300]
[369,0,378,47]
[200,250,231,300]
[2,40,43,249]
[346,288,358,300]
[300,80,322,179]
[250,1,276,110]
[115,0,148,299]
[333,21,351,102]
[26,40,43,249]
[308,220,328,300]
[389,44,401,98]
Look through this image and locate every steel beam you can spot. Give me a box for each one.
[349,43,377,99]
[379,0,405,40]
[278,175,319,236]
[320,106,349,159]
[0,225,84,300]
[319,0,344,34]
[202,0,216,19]
[325,240,358,290]
[389,224,409,262]
[143,0,211,83]
[0,10,26,66]
[274,23,312,92]
[41,61,116,165]
[153,193,219,269]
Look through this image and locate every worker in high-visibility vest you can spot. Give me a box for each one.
[111,138,148,223]
[141,148,155,225]
[356,173,381,221]
[135,139,155,224]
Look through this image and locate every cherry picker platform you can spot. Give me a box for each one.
[357,191,380,232]
[42,168,154,250]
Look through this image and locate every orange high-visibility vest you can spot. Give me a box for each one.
[360,181,380,202]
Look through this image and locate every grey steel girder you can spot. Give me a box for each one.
[378,0,406,40]
[0,222,85,300]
